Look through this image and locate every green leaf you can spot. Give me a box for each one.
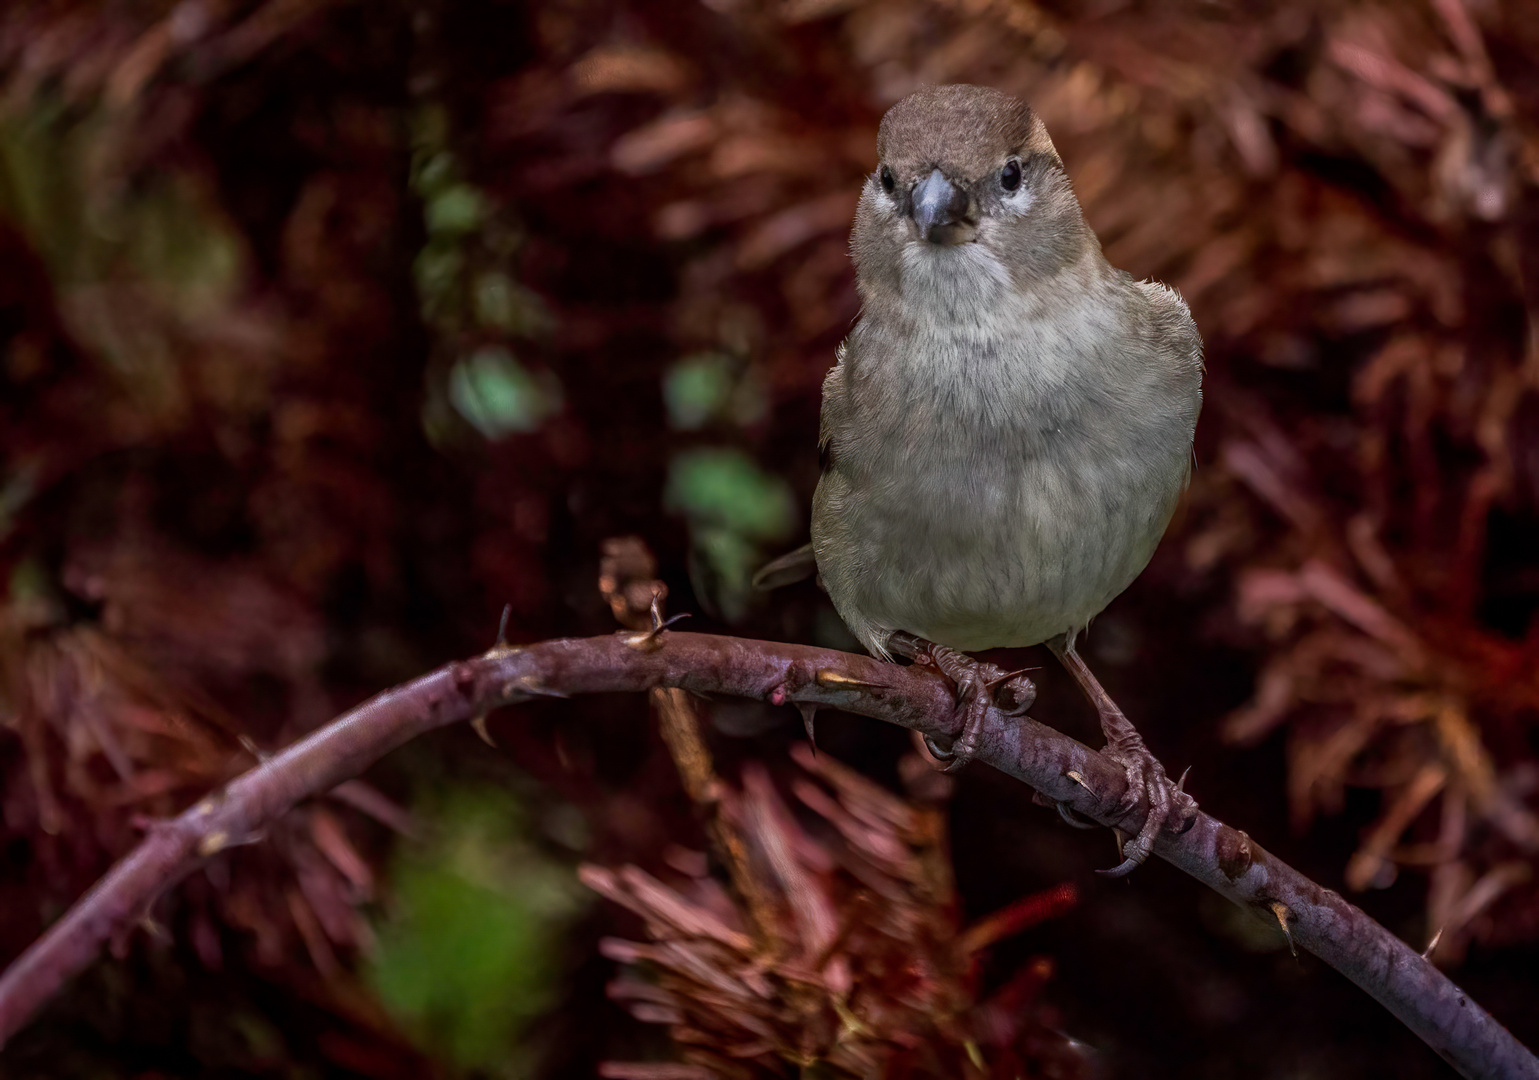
[662,353,733,431]
[425,183,487,238]
[414,244,465,321]
[665,448,798,620]
[661,352,768,430]
[368,787,587,1073]
[473,271,551,336]
[664,448,796,543]
[448,347,562,439]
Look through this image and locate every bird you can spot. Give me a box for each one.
[756,84,1203,875]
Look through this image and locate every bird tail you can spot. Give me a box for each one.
[751,542,817,590]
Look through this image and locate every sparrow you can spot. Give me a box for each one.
[758,84,1203,874]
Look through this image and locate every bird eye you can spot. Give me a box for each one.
[1000,159,1022,191]
[879,166,895,194]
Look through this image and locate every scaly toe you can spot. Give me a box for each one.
[989,669,1037,717]
[929,684,992,772]
[1095,742,1196,877]
[896,637,1026,773]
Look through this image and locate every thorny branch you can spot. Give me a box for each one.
[597,537,781,948]
[0,629,1534,1079]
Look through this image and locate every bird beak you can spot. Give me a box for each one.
[910,168,973,244]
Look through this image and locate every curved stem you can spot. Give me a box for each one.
[0,631,1532,1079]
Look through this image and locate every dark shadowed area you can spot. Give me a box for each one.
[1,1,1537,1077]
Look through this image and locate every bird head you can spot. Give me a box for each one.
[851,85,1094,307]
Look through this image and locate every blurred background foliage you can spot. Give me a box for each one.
[1,0,1538,1076]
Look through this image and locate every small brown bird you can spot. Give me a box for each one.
[759,85,1203,874]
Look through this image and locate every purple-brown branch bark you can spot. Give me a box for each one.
[0,630,1533,1079]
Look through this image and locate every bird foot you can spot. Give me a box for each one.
[887,633,1036,772]
[1045,633,1197,876]
[1096,729,1197,877]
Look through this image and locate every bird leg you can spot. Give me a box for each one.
[887,632,1036,772]
[1046,633,1196,876]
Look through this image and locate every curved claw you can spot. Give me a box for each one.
[1055,801,1099,830]
[924,732,977,774]
[1096,801,1163,877]
[923,733,955,762]
[1098,853,1143,879]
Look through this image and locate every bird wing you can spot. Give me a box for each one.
[751,542,818,590]
[754,345,855,592]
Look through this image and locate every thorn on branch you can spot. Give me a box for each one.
[655,612,692,635]
[621,612,690,652]
[797,703,819,752]
[513,676,569,701]
[1270,900,1297,957]
[471,714,497,747]
[197,827,264,858]
[814,669,888,691]
[198,831,231,857]
[237,735,268,763]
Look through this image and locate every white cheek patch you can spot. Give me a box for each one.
[1000,187,1035,217]
[863,184,898,222]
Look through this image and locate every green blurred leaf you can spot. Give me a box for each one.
[448,347,562,439]
[661,352,768,431]
[409,105,452,175]
[414,245,465,322]
[665,448,797,620]
[412,149,455,197]
[473,271,552,336]
[426,183,487,238]
[662,352,733,431]
[665,447,796,543]
[473,271,520,332]
[0,102,244,307]
[0,99,245,417]
[368,787,587,1074]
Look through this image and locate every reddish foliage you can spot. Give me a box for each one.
[2,0,1538,1075]
[587,744,1086,1079]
